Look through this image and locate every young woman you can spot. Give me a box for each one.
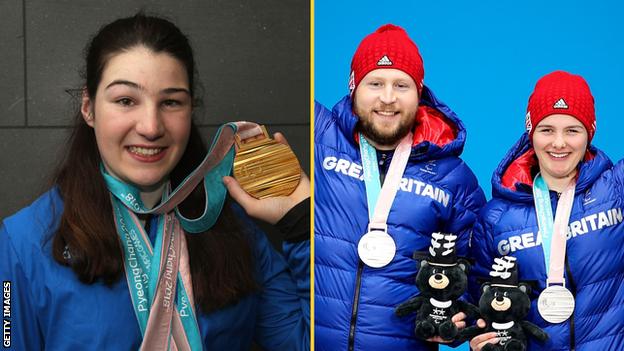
[0,14,309,350]
[469,71,624,350]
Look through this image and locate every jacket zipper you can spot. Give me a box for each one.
[347,152,390,350]
[378,152,389,184]
[554,191,577,351]
[565,255,577,351]
[348,262,364,351]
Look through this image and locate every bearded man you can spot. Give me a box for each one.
[314,24,486,351]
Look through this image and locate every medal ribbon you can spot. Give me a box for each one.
[359,133,413,230]
[359,135,382,220]
[533,174,576,286]
[104,121,264,350]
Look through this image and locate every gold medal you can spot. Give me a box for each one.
[233,125,301,199]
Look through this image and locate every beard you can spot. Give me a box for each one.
[356,113,415,148]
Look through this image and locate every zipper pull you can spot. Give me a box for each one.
[378,153,387,166]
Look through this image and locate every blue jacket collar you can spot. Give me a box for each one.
[492,133,613,203]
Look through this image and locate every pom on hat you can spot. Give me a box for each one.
[526,71,596,143]
[349,24,424,95]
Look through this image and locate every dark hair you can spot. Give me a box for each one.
[52,13,257,313]
[84,13,195,100]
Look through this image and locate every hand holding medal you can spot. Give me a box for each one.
[102,122,309,349]
[225,130,309,225]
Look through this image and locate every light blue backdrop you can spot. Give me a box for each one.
[315,1,624,350]
[315,0,624,199]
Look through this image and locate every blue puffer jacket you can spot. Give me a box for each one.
[470,133,624,350]
[0,188,309,350]
[314,87,486,351]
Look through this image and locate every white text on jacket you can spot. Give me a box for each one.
[497,207,623,255]
[322,156,450,207]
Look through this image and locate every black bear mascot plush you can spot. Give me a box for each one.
[395,232,478,341]
[462,256,549,350]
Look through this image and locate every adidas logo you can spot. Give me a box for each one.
[553,98,569,109]
[377,55,393,66]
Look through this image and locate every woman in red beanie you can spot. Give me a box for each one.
[469,71,624,350]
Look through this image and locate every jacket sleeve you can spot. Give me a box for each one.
[314,101,334,140]
[253,202,310,351]
[442,164,487,260]
[468,207,499,303]
[0,223,44,350]
[277,199,310,317]
[612,159,624,199]
[434,169,485,348]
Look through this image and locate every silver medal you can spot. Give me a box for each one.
[537,285,575,323]
[357,230,396,268]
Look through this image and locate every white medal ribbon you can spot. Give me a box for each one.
[533,174,576,323]
[357,133,412,268]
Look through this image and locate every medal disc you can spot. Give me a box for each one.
[537,285,575,323]
[233,126,301,199]
[357,230,396,268]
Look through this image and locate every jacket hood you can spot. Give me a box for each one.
[331,85,467,162]
[492,133,613,203]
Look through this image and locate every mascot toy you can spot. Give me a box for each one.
[395,233,478,341]
[462,256,549,350]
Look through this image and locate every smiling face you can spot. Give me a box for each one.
[353,68,419,150]
[82,46,192,191]
[532,114,588,186]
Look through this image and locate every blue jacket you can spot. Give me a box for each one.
[0,188,309,350]
[470,133,624,350]
[314,88,486,351]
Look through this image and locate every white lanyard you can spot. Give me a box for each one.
[533,174,576,323]
[357,133,412,268]
[532,174,576,285]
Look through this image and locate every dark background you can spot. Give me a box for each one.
[0,0,310,227]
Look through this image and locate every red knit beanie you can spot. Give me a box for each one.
[526,71,596,142]
[349,24,424,95]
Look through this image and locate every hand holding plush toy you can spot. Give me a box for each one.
[462,256,549,350]
[395,233,479,341]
